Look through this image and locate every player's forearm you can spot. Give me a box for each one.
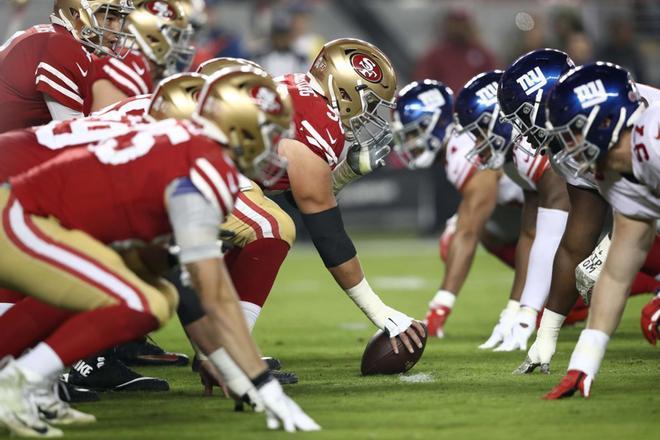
[509,231,533,301]
[441,229,480,295]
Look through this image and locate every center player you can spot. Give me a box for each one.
[0,66,319,436]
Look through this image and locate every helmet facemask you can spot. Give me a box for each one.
[392,108,443,169]
[500,98,553,156]
[462,106,512,170]
[77,2,136,58]
[550,111,602,177]
[345,86,395,151]
[248,119,291,187]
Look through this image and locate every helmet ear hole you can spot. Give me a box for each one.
[339,88,352,101]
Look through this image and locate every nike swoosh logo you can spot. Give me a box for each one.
[131,62,145,76]
[325,129,337,144]
[76,63,88,77]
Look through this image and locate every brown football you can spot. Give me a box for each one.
[360,323,427,375]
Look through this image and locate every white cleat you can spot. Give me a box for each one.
[0,358,63,438]
[31,379,96,426]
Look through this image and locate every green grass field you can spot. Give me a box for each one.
[57,238,658,440]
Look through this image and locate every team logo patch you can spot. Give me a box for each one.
[350,53,383,83]
[418,89,445,108]
[145,1,178,20]
[574,79,608,109]
[516,66,547,95]
[250,86,283,115]
[475,81,498,106]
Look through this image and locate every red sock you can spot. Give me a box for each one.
[0,297,72,357]
[630,272,660,297]
[45,305,158,366]
[226,239,289,307]
[482,242,517,269]
[0,289,25,303]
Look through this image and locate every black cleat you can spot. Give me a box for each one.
[272,370,298,385]
[263,357,282,371]
[113,337,189,367]
[56,377,100,403]
[67,355,170,392]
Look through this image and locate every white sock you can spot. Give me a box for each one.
[240,301,262,332]
[568,329,610,377]
[0,303,14,316]
[520,208,569,311]
[430,290,456,309]
[15,343,64,383]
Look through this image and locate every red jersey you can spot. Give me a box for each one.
[0,114,149,182]
[84,51,153,114]
[92,94,151,119]
[0,23,92,133]
[271,73,346,190]
[11,120,239,245]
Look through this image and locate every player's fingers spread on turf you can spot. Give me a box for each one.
[405,325,423,349]
[266,412,280,430]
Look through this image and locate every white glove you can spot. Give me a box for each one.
[575,235,610,304]
[346,140,391,176]
[380,307,414,338]
[479,304,519,349]
[493,306,537,352]
[514,308,565,374]
[258,379,321,432]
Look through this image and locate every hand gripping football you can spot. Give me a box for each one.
[360,323,427,375]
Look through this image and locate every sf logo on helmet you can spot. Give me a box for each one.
[475,81,498,106]
[145,1,177,20]
[573,79,608,109]
[516,66,547,96]
[250,86,283,115]
[350,53,383,83]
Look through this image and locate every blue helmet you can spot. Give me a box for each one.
[546,62,644,177]
[392,79,454,169]
[498,48,575,155]
[454,70,514,170]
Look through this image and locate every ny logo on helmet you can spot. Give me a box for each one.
[573,79,608,109]
[250,86,282,115]
[146,1,177,20]
[418,89,445,108]
[475,82,498,106]
[516,66,547,96]
[350,53,383,83]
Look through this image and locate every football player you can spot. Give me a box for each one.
[543,63,660,399]
[0,0,134,133]
[269,38,425,353]
[87,0,195,112]
[0,67,319,436]
[398,74,524,338]
[479,50,573,352]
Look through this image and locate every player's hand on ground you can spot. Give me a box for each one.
[478,306,518,349]
[198,359,230,397]
[425,305,451,338]
[513,339,550,374]
[640,295,660,345]
[493,307,536,352]
[346,138,391,176]
[257,378,320,432]
[544,370,593,400]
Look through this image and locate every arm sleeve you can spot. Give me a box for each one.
[44,95,83,121]
[166,178,222,264]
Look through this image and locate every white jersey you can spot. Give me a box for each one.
[631,102,660,198]
[638,83,660,105]
[503,137,550,192]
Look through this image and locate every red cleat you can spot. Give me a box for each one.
[640,296,660,345]
[564,297,589,327]
[425,305,451,338]
[544,369,593,400]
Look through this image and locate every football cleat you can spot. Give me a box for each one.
[544,370,593,400]
[640,295,660,345]
[30,378,96,425]
[56,377,99,403]
[513,356,550,375]
[67,356,169,392]
[271,370,298,385]
[0,358,63,438]
[112,337,189,367]
[424,305,452,338]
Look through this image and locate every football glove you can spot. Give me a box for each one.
[257,378,320,432]
[479,305,519,349]
[640,295,660,345]
[575,236,610,305]
[493,306,537,352]
[544,369,593,400]
[346,139,391,176]
[381,307,414,339]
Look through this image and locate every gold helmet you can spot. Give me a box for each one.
[54,0,135,57]
[196,57,263,77]
[125,0,195,76]
[195,66,292,187]
[308,38,397,149]
[147,72,206,120]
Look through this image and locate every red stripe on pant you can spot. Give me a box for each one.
[238,192,281,239]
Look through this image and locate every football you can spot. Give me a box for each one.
[360,324,428,375]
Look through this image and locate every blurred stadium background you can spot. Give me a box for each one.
[3,0,659,235]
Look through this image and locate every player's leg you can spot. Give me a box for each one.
[517,185,607,373]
